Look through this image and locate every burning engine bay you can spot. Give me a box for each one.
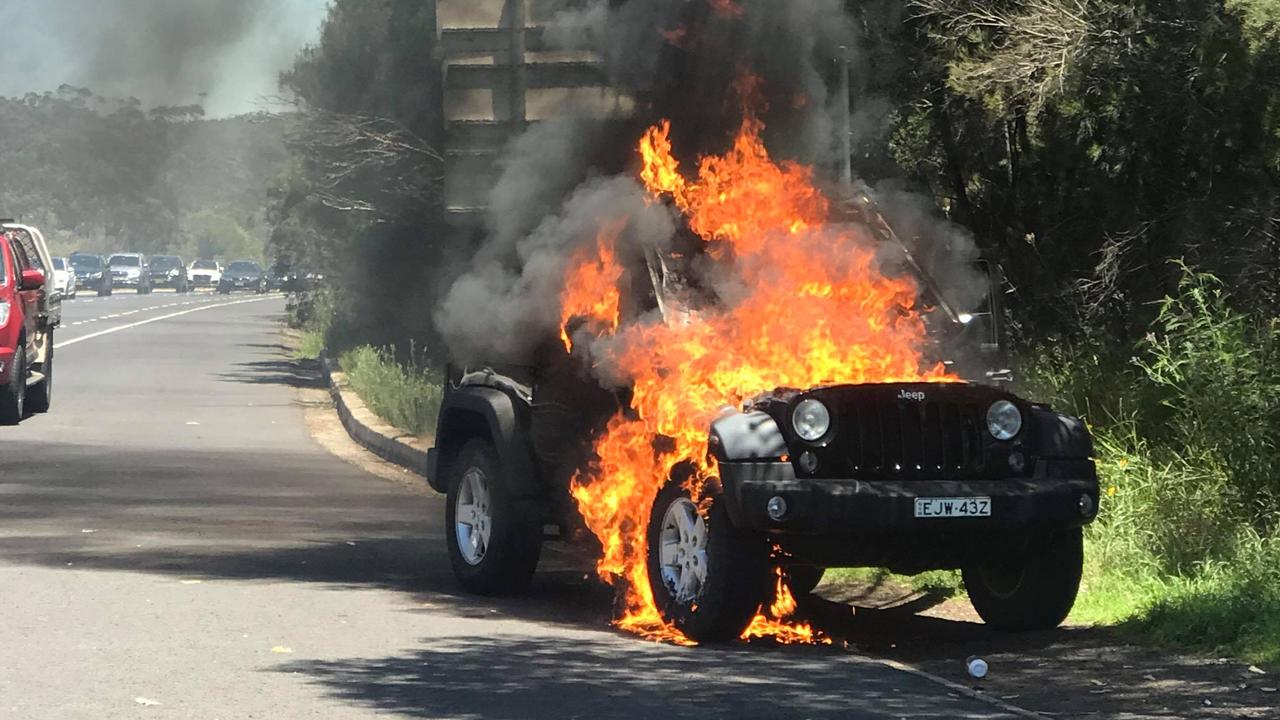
[560,113,979,644]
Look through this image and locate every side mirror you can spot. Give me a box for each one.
[20,269,45,291]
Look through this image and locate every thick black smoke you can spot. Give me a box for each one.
[0,0,328,116]
[436,0,986,364]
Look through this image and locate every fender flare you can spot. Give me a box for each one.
[709,410,789,462]
[1031,407,1094,458]
[429,387,540,497]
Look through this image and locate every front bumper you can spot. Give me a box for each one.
[719,459,1099,534]
[113,276,142,287]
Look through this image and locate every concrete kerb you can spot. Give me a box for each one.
[320,353,432,478]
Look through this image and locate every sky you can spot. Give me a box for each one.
[0,0,331,117]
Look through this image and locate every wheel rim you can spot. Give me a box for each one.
[658,497,709,604]
[980,558,1026,599]
[454,466,492,566]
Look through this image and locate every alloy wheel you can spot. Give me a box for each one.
[658,497,709,603]
[454,466,493,566]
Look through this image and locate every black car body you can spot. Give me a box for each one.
[148,255,189,293]
[70,253,112,296]
[426,226,1099,642]
[107,253,152,293]
[218,261,266,294]
[265,269,289,291]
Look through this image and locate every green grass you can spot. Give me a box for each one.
[287,288,443,438]
[1070,532,1280,663]
[1018,265,1280,663]
[294,329,325,360]
[824,567,963,597]
[339,345,443,438]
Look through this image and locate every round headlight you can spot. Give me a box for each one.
[987,400,1023,440]
[792,398,831,442]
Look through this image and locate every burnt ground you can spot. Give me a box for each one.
[806,576,1278,719]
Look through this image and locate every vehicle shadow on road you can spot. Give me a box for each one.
[278,634,1014,720]
[217,357,328,390]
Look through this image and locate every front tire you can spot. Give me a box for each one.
[646,481,770,643]
[0,347,26,425]
[445,439,542,595]
[962,527,1083,631]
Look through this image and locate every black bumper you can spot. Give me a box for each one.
[719,459,1099,534]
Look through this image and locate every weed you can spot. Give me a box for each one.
[339,345,442,437]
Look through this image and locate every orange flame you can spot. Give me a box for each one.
[741,568,832,644]
[560,222,626,352]
[561,102,950,645]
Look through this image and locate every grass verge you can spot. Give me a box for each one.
[288,288,443,438]
[338,345,442,438]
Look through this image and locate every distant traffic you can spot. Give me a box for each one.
[59,253,306,298]
[2,220,312,427]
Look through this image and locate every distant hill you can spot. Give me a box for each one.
[0,87,288,261]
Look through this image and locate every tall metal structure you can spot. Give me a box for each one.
[430,0,613,236]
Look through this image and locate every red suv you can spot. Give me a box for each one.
[0,229,51,423]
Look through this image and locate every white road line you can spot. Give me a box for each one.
[56,297,275,350]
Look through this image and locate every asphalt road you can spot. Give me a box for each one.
[0,290,1022,719]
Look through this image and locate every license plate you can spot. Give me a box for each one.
[914,497,991,518]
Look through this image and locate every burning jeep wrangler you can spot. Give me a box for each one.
[427,119,1098,643]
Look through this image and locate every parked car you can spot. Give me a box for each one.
[70,253,112,296]
[217,261,266,294]
[2,222,60,330]
[265,261,292,292]
[50,257,77,300]
[188,259,222,287]
[0,225,56,423]
[107,253,152,293]
[149,255,190,293]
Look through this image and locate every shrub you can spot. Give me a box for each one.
[1022,264,1280,659]
[1135,266,1280,525]
[339,345,443,437]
